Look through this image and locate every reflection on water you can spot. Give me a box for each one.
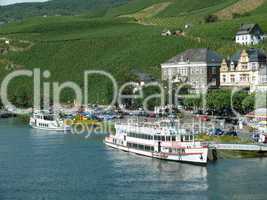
[105,147,208,199]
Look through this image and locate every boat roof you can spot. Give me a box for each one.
[33,110,56,115]
[116,121,192,135]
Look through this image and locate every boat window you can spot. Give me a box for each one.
[172,136,176,141]
[127,132,154,140]
[127,142,154,152]
[189,135,193,141]
[44,115,54,121]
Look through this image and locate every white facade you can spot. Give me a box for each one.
[235,24,264,46]
[255,68,267,92]
[235,34,263,45]
[220,49,267,92]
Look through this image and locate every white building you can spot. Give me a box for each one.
[220,49,267,92]
[235,24,264,45]
[255,67,267,92]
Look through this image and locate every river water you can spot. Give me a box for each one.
[0,119,266,200]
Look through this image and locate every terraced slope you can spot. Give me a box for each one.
[119,2,172,19]
[215,0,266,19]
[106,0,235,18]
[157,0,235,17]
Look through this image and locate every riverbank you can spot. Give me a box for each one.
[217,150,267,159]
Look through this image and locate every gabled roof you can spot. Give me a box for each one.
[163,48,222,65]
[231,48,266,63]
[236,24,263,35]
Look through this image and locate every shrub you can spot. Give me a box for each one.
[204,14,218,23]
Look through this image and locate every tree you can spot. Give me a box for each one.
[183,95,202,110]
[14,88,32,108]
[207,89,231,113]
[242,95,255,114]
[232,91,249,114]
[138,86,163,111]
[204,14,218,23]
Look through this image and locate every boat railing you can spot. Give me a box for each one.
[115,121,179,129]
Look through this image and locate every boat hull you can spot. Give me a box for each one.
[30,124,71,132]
[104,139,208,165]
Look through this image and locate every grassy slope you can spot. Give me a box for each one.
[157,0,235,17]
[105,0,164,17]
[0,0,267,104]
[215,0,266,19]
[0,16,221,103]
[119,2,172,19]
[105,0,235,18]
[0,0,128,21]
[143,0,239,27]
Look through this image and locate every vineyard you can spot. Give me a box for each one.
[0,0,267,104]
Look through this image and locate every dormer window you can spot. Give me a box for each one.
[230,62,235,71]
[242,64,247,70]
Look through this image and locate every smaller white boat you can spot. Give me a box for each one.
[29,110,71,131]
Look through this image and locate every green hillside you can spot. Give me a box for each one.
[105,0,240,18]
[0,0,128,22]
[0,0,267,106]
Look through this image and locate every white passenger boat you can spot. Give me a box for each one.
[104,120,208,165]
[29,110,71,131]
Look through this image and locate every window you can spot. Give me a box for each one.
[127,142,154,152]
[251,63,257,71]
[211,78,217,86]
[252,76,256,82]
[223,75,226,83]
[262,75,267,83]
[230,75,235,83]
[242,64,247,70]
[212,67,217,75]
[240,74,249,82]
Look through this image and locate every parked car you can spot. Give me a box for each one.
[210,128,224,136]
[167,113,177,119]
[225,130,238,137]
[250,133,260,142]
[193,110,204,115]
[194,115,209,121]
[148,113,156,118]
[225,118,238,125]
